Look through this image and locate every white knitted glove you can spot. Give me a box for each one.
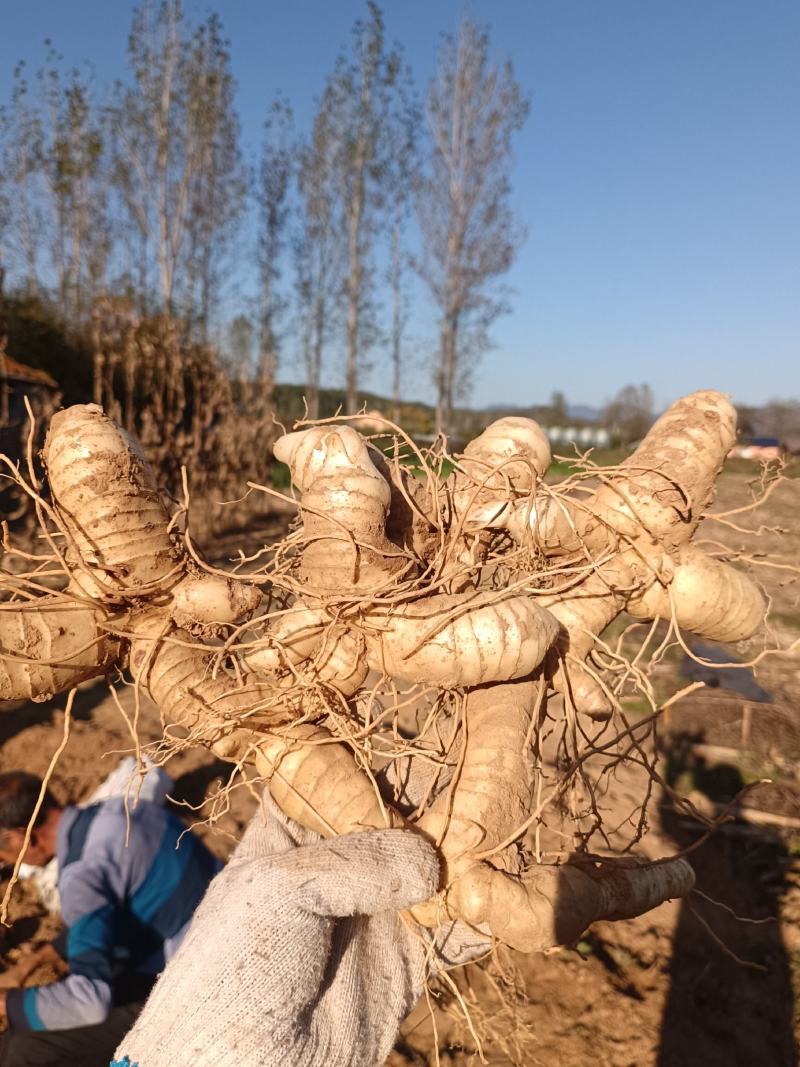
[113,795,482,1067]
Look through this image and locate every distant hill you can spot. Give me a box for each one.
[273,383,435,436]
[479,403,518,414]
[566,404,601,423]
[482,401,602,423]
[273,384,604,445]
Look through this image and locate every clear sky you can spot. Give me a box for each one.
[1,0,798,411]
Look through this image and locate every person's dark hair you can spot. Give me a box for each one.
[0,771,56,831]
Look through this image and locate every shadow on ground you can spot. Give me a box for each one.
[657,734,797,1067]
[0,681,109,746]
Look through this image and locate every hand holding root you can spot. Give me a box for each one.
[1,391,773,956]
[113,795,485,1067]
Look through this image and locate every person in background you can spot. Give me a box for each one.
[0,770,221,1067]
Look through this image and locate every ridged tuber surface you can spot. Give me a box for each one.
[539,557,635,716]
[449,855,694,953]
[269,424,562,690]
[241,606,330,672]
[44,404,180,593]
[44,404,261,623]
[628,545,766,642]
[254,725,401,837]
[0,600,118,701]
[502,391,738,556]
[1,406,262,709]
[415,681,539,861]
[276,426,407,594]
[485,392,765,713]
[243,617,369,698]
[244,677,694,951]
[587,389,737,551]
[412,677,694,948]
[364,592,559,687]
[452,416,551,530]
[129,628,289,748]
[462,416,552,488]
[247,588,558,692]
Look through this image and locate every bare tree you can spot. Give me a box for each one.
[0,64,45,296]
[385,127,420,422]
[323,3,414,414]
[602,383,654,444]
[110,1,244,327]
[550,390,567,421]
[415,17,529,435]
[293,105,340,420]
[224,312,255,383]
[384,49,419,425]
[256,96,294,396]
[0,49,109,322]
[388,220,409,423]
[0,150,7,298]
[0,100,14,298]
[755,398,800,440]
[183,13,246,341]
[38,49,109,322]
[111,0,182,314]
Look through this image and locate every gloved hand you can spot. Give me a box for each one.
[113,794,487,1067]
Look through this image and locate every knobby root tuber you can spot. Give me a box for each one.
[1,390,775,956]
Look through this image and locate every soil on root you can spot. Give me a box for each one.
[1,475,799,1063]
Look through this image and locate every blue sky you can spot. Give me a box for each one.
[1,0,798,410]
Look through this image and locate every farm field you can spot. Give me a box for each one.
[1,464,799,1066]
[1,0,797,1061]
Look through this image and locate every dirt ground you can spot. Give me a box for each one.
[1,468,799,1065]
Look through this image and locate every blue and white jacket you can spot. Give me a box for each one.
[6,798,221,1033]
